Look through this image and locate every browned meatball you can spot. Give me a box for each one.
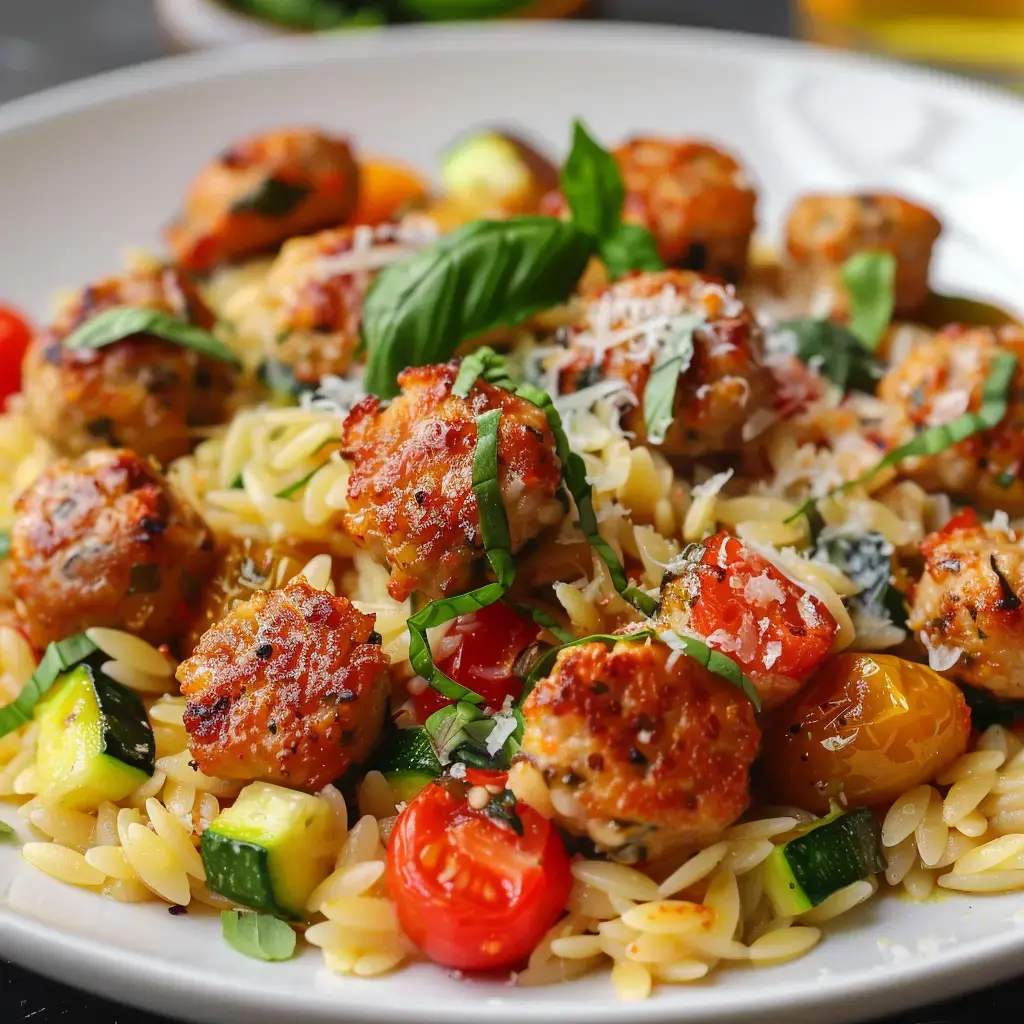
[166,128,359,273]
[542,138,756,281]
[556,270,774,458]
[520,637,759,861]
[785,193,941,315]
[21,267,234,465]
[909,509,1024,697]
[10,448,216,650]
[878,324,1024,512]
[341,361,564,602]
[177,578,390,790]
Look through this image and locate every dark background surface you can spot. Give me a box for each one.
[0,0,1018,1019]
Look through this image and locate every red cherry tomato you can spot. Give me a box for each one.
[413,602,539,721]
[387,771,571,971]
[0,305,33,402]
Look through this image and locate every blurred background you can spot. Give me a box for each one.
[1,0,1022,107]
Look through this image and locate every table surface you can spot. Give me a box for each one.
[0,0,1019,1020]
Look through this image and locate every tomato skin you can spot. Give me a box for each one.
[412,602,539,721]
[0,304,33,402]
[760,652,970,814]
[387,774,571,971]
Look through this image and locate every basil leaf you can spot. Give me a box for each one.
[230,177,310,218]
[659,631,761,711]
[452,347,515,397]
[561,119,624,243]
[220,910,296,962]
[514,382,659,618]
[425,701,486,762]
[813,529,906,632]
[0,530,10,560]
[843,251,896,351]
[398,0,532,19]
[472,408,515,588]
[484,788,523,835]
[643,313,703,445]
[362,217,594,398]
[778,318,882,394]
[64,307,242,368]
[0,819,13,838]
[522,630,654,701]
[0,634,99,738]
[600,222,665,280]
[787,350,1018,525]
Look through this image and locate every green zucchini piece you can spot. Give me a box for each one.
[763,807,885,917]
[441,131,557,212]
[201,782,334,920]
[374,727,441,804]
[35,663,155,811]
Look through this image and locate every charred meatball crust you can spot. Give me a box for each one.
[558,270,773,458]
[177,577,390,790]
[10,448,216,649]
[910,510,1024,697]
[166,128,359,273]
[785,192,941,315]
[341,361,564,602]
[21,266,233,465]
[520,638,759,861]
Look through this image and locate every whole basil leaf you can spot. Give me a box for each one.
[230,177,310,218]
[64,307,241,368]
[843,251,896,351]
[362,217,593,398]
[221,910,296,962]
[778,318,882,394]
[561,119,624,243]
[600,222,665,279]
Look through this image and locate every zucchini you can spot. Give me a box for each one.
[374,727,441,804]
[201,782,334,920]
[763,807,885,916]
[35,663,155,811]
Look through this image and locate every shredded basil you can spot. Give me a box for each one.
[778,318,883,394]
[843,251,896,351]
[452,346,515,397]
[230,177,311,218]
[471,408,515,588]
[0,530,10,560]
[0,819,13,838]
[362,217,594,398]
[642,313,703,445]
[64,307,242,368]
[659,630,762,711]
[521,630,654,700]
[425,702,486,762]
[0,634,99,738]
[484,789,523,835]
[220,910,296,962]
[787,350,1018,525]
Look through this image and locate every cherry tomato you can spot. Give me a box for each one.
[413,602,539,721]
[0,304,33,402]
[760,652,970,814]
[687,532,837,708]
[922,507,979,556]
[387,771,571,971]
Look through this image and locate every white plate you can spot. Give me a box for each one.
[1,22,1024,1024]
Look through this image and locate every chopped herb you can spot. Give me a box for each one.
[452,346,515,397]
[471,408,515,588]
[64,307,241,368]
[842,251,896,351]
[522,630,653,701]
[220,910,296,962]
[0,634,98,738]
[996,468,1017,489]
[658,630,762,711]
[0,530,9,560]
[484,789,523,835]
[230,177,311,218]
[0,819,13,838]
[425,702,485,762]
[642,313,703,445]
[128,564,162,595]
[777,318,882,394]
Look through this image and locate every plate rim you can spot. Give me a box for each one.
[2,19,1024,1024]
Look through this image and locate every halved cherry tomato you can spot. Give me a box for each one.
[0,304,33,402]
[350,158,429,226]
[413,602,539,721]
[387,770,571,971]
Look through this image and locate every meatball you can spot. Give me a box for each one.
[658,532,838,710]
[520,637,759,861]
[166,128,359,273]
[177,577,390,790]
[341,361,564,602]
[556,270,774,458]
[21,266,234,465]
[542,137,756,281]
[244,222,430,386]
[10,448,216,650]
[785,192,941,315]
[878,325,1024,512]
[909,509,1024,697]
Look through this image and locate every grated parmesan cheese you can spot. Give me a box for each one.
[485,711,519,757]
[920,630,963,672]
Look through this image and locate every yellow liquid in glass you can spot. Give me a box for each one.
[796,0,1024,89]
